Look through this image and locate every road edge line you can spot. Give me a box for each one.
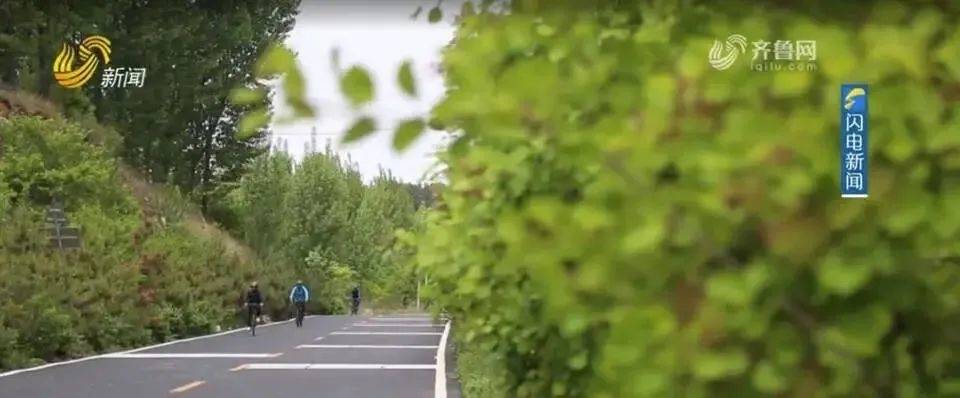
[434,320,451,398]
[0,315,312,378]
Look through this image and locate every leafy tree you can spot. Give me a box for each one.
[404,182,438,210]
[350,173,417,281]
[280,150,356,268]
[0,2,129,94]
[0,1,301,214]
[227,152,293,254]
[91,1,299,211]
[223,149,421,312]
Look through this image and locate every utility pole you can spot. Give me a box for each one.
[417,274,429,310]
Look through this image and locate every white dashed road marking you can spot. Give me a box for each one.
[102,353,282,359]
[296,344,438,349]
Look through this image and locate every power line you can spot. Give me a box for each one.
[270,129,423,135]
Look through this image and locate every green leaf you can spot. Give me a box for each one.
[428,7,443,23]
[693,348,749,380]
[229,87,266,106]
[936,28,960,80]
[342,117,377,143]
[428,117,445,131]
[552,381,567,396]
[256,44,295,77]
[283,70,308,108]
[752,361,788,393]
[536,24,555,37]
[621,222,664,254]
[817,253,873,296]
[236,108,269,140]
[340,66,375,107]
[706,272,751,307]
[393,118,425,151]
[397,60,418,97]
[567,351,588,370]
[818,305,893,357]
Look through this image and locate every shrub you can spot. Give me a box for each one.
[82,311,150,353]
[0,318,27,370]
[0,180,11,216]
[304,250,357,314]
[0,116,127,207]
[151,303,185,341]
[19,296,90,361]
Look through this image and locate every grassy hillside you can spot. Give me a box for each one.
[0,90,291,371]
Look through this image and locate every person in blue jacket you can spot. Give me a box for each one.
[289,280,310,327]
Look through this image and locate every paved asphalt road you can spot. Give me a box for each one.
[0,314,450,398]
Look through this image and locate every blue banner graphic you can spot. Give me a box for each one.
[840,84,868,198]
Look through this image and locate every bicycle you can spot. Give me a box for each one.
[246,302,263,336]
[293,301,306,327]
[350,297,360,316]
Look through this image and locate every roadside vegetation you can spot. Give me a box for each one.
[222,149,433,314]
[0,112,292,370]
[0,1,430,371]
[0,94,429,371]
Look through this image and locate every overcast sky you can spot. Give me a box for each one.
[269,0,464,183]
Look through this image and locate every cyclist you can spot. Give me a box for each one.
[289,280,310,327]
[350,285,361,316]
[244,282,264,333]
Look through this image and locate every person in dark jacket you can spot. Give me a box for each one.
[244,282,264,328]
[350,286,361,315]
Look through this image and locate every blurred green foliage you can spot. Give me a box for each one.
[394,118,427,151]
[238,43,315,139]
[340,66,376,107]
[415,0,960,396]
[343,117,378,144]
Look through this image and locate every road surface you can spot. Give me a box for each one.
[0,314,453,398]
